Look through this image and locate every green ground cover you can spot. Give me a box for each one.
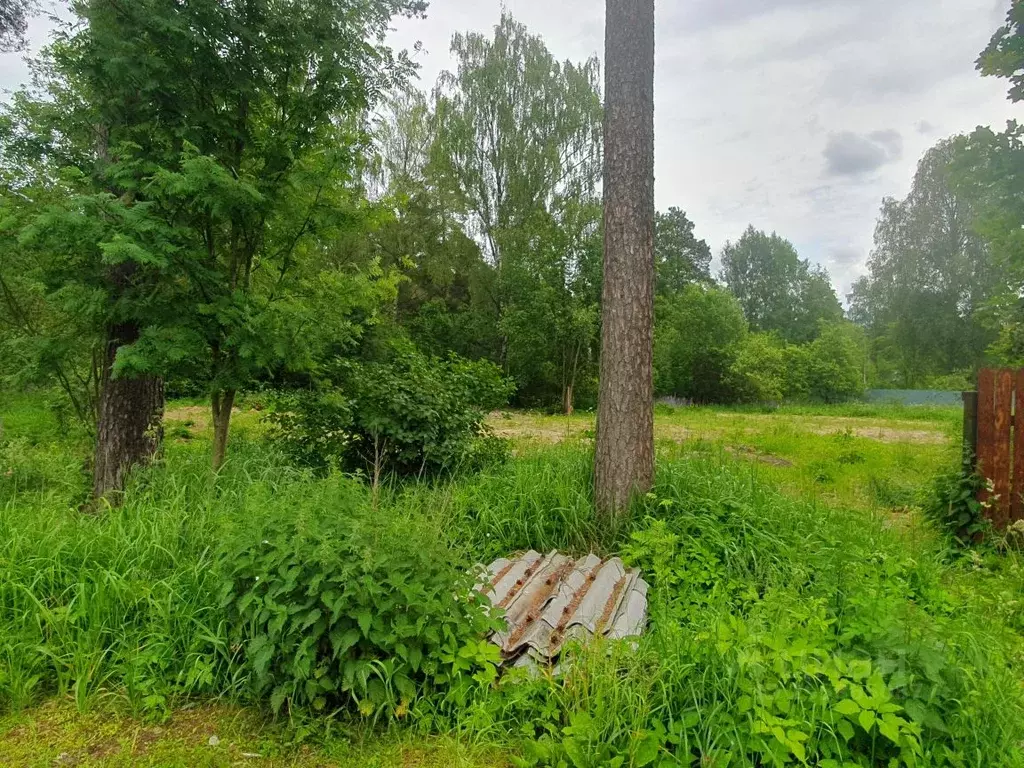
[2,394,1023,767]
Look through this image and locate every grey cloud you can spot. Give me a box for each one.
[823,130,903,176]
[822,53,968,101]
[664,0,885,33]
[868,129,903,156]
[829,246,864,265]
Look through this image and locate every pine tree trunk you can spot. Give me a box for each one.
[211,388,236,471]
[594,0,656,519]
[92,322,164,505]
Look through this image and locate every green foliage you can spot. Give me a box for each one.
[655,207,712,294]
[850,140,994,388]
[429,13,603,411]
[654,284,748,403]
[454,450,1024,767]
[802,322,868,403]
[925,456,991,547]
[925,370,976,392]
[727,332,788,404]
[218,482,503,719]
[719,226,843,344]
[978,0,1024,102]
[271,351,514,476]
[656,290,866,406]
[3,396,1024,765]
[2,0,425,466]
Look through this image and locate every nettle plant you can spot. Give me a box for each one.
[925,454,991,546]
[218,481,503,719]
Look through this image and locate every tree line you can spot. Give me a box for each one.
[850,1,1024,388]
[6,1,1024,503]
[0,5,862,502]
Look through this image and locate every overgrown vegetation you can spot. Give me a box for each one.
[5,0,1024,766]
[3,396,1024,765]
[269,350,513,477]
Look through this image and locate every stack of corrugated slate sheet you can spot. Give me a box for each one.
[478,550,648,669]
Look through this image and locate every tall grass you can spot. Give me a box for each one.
[2,405,1023,764]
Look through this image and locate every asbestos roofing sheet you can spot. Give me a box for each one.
[480,550,648,665]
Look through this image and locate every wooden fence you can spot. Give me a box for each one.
[971,368,1024,529]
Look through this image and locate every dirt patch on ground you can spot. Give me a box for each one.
[487,412,949,446]
[488,413,592,443]
[806,426,946,444]
[165,406,244,436]
[726,445,794,467]
[164,405,211,430]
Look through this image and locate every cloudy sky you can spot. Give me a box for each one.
[2,0,1020,299]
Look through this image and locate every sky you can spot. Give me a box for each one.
[2,0,1020,299]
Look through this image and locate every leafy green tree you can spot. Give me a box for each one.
[368,91,503,363]
[432,13,602,271]
[719,227,842,343]
[803,322,867,403]
[430,13,604,407]
[500,199,602,412]
[3,0,425,495]
[727,333,788,404]
[654,285,748,403]
[655,207,712,294]
[0,167,101,430]
[947,4,1024,366]
[851,140,995,386]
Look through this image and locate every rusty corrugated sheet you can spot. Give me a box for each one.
[479,550,648,668]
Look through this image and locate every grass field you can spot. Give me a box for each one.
[491,403,961,516]
[3,393,1024,767]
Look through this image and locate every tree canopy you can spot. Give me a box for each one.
[719,227,843,343]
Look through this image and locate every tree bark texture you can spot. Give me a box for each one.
[92,322,165,504]
[211,388,236,471]
[594,0,656,518]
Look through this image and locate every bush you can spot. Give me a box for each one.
[654,285,747,403]
[218,478,503,719]
[727,333,787,403]
[271,351,514,476]
[924,370,976,392]
[466,452,1024,767]
[804,322,867,403]
[925,455,990,546]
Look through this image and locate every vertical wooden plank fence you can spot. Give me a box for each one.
[1015,370,1024,523]
[972,368,1024,529]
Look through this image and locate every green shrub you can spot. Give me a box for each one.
[804,322,867,403]
[218,479,503,719]
[654,285,747,403]
[925,456,990,546]
[727,332,787,404]
[924,370,975,392]
[271,351,514,476]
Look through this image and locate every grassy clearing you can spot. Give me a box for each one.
[491,402,960,515]
[3,395,1024,766]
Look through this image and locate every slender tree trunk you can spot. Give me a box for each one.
[563,342,583,416]
[92,322,164,504]
[211,388,236,471]
[594,0,656,519]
